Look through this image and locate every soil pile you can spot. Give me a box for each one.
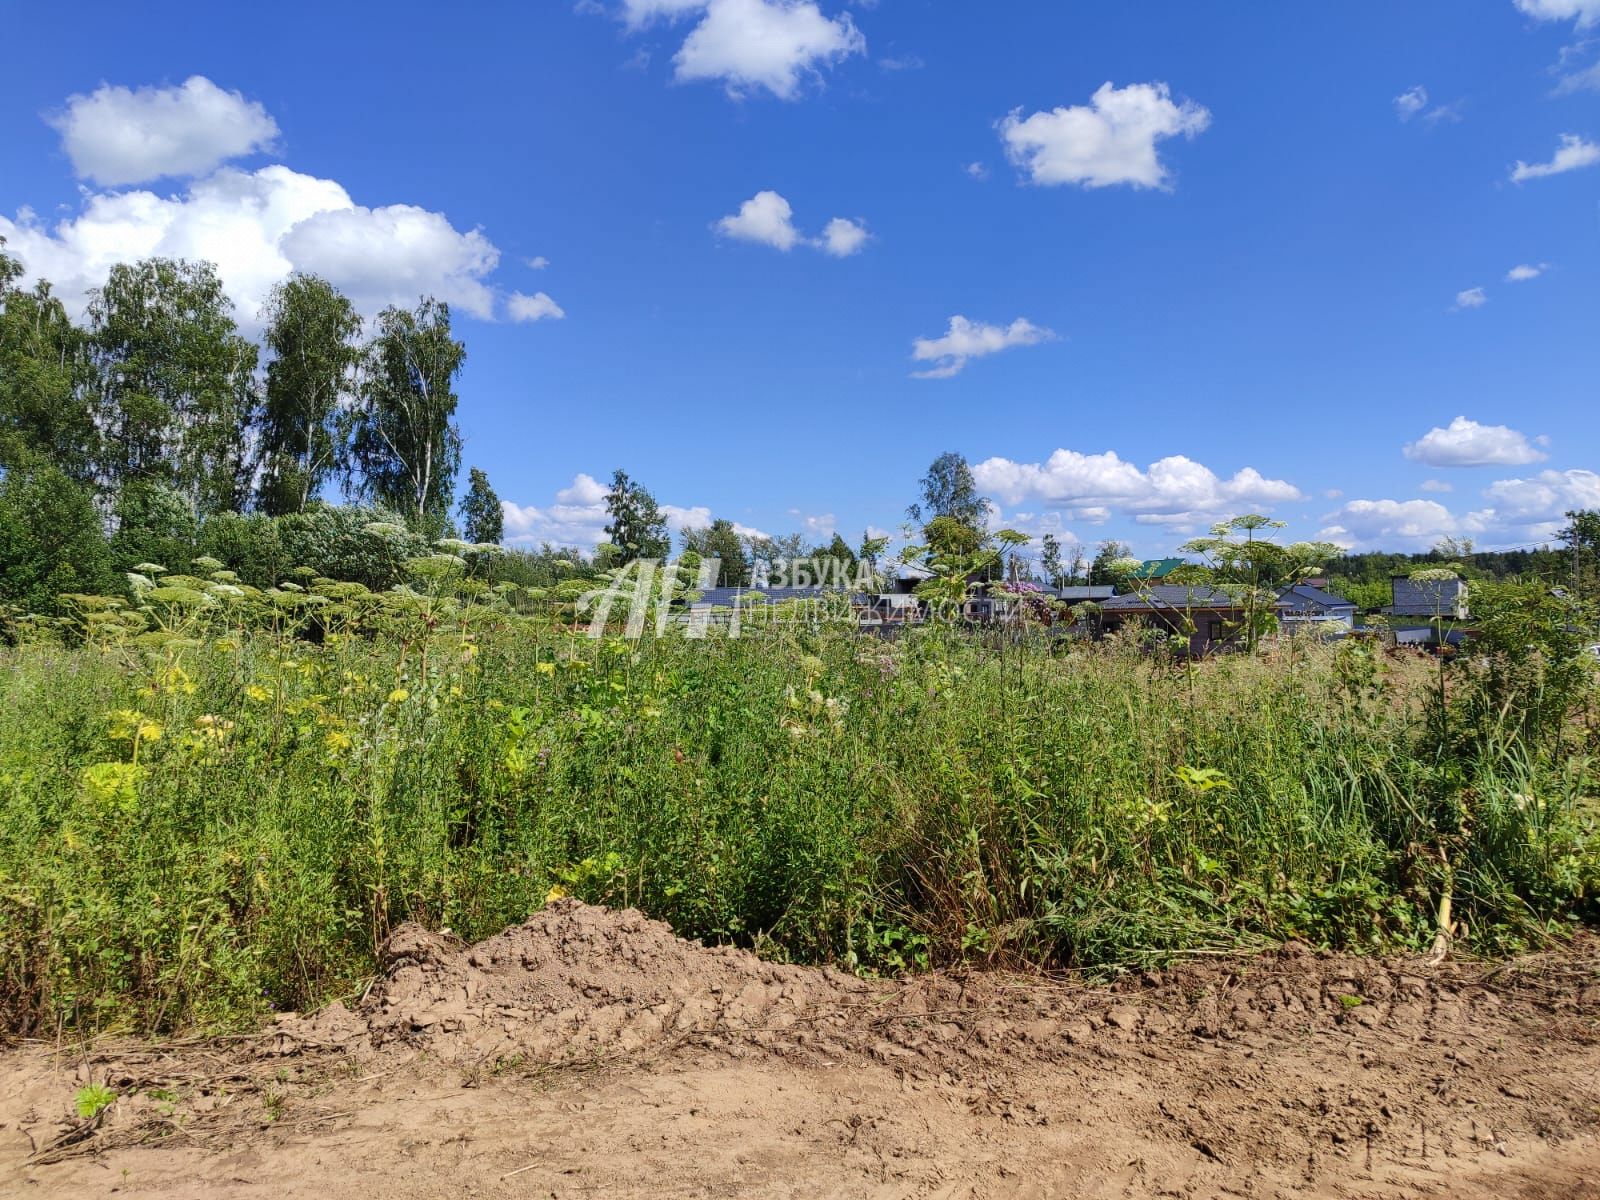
[299,899,874,1065]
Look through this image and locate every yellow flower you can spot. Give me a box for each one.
[536,661,556,676]
[544,884,569,905]
[245,684,273,703]
[387,687,410,704]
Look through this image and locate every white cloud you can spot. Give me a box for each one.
[910,315,1053,379]
[673,0,865,99]
[715,192,869,256]
[1510,133,1600,181]
[1323,469,1600,552]
[1514,0,1600,26]
[973,449,1302,527]
[1505,262,1549,281]
[1453,286,1488,310]
[1482,469,1600,522]
[0,164,500,328]
[997,81,1211,190]
[818,216,868,256]
[556,473,608,505]
[1403,417,1547,467]
[788,509,837,540]
[1318,498,1465,552]
[526,255,550,269]
[507,290,565,322]
[964,161,989,180]
[45,76,279,187]
[621,0,710,27]
[1420,479,1454,492]
[1394,85,1429,120]
[1555,49,1600,93]
[715,189,802,250]
[504,473,770,549]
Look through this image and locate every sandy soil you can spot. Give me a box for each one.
[4,900,1599,1198]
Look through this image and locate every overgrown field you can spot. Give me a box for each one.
[2,591,1597,1035]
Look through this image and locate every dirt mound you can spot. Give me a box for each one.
[10,913,1600,1198]
[302,899,873,1065]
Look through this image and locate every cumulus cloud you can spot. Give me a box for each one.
[972,448,1302,529]
[818,216,869,256]
[504,473,769,549]
[1453,286,1488,310]
[1318,498,1465,552]
[1510,133,1600,181]
[526,255,550,269]
[715,189,802,250]
[1505,262,1549,281]
[673,0,865,99]
[997,81,1211,190]
[1322,470,1600,551]
[910,315,1052,379]
[507,290,565,322]
[1514,0,1600,26]
[714,191,868,257]
[1403,417,1547,467]
[1482,469,1600,523]
[1420,479,1454,492]
[0,164,500,328]
[1394,85,1429,120]
[45,76,279,186]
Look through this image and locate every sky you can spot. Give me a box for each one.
[1,0,1597,561]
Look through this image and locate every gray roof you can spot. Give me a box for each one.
[1051,585,1116,601]
[1100,584,1244,611]
[689,586,836,607]
[1277,583,1357,613]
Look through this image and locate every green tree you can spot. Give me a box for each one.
[908,450,988,529]
[0,239,97,480]
[349,298,465,528]
[89,258,259,515]
[1040,533,1064,588]
[0,456,116,616]
[257,275,362,515]
[602,469,670,563]
[459,466,504,545]
[703,518,751,586]
[1560,509,1600,603]
[1089,540,1133,586]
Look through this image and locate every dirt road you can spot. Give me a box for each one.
[4,902,1598,1198]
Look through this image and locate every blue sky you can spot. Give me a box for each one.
[1,0,1597,559]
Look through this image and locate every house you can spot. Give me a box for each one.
[1276,583,1357,632]
[1384,575,1468,619]
[1095,584,1258,655]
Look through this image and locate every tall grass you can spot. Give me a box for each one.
[1,613,1595,1034]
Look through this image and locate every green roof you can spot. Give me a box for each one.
[1130,557,1186,580]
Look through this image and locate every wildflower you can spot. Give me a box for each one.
[387,687,409,704]
[536,662,556,676]
[245,684,273,703]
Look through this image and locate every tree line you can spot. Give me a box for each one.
[0,241,503,613]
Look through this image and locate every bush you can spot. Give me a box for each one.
[0,458,117,617]
[276,503,430,590]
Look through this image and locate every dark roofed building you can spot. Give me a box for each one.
[1277,583,1357,630]
[1097,584,1252,655]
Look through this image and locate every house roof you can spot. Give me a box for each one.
[1277,583,1357,613]
[1130,557,1186,580]
[1051,585,1117,601]
[689,586,835,607]
[1100,584,1245,611]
